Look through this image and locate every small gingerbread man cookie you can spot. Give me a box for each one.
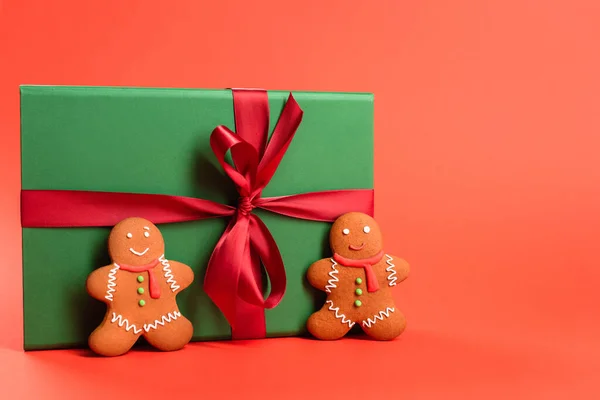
[307,212,409,340]
[86,217,194,356]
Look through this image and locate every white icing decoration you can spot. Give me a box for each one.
[385,254,397,286]
[111,312,142,334]
[363,226,370,233]
[362,307,395,328]
[324,258,339,293]
[143,311,182,332]
[143,226,150,230]
[126,233,132,238]
[159,255,180,292]
[326,300,355,328]
[129,247,149,256]
[342,228,350,235]
[104,265,119,301]
[144,231,150,237]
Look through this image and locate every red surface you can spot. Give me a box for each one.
[1,0,600,398]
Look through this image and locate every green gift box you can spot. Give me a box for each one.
[20,86,374,350]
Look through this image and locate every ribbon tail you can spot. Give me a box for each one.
[203,217,249,328]
[236,218,266,306]
[236,215,286,309]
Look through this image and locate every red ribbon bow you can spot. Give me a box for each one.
[21,88,374,339]
[203,89,305,332]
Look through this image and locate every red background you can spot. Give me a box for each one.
[1,0,599,398]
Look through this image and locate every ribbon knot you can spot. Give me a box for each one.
[237,196,255,216]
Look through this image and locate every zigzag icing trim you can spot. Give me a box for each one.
[105,265,119,301]
[385,254,397,286]
[362,307,395,328]
[159,255,180,292]
[111,312,142,334]
[324,258,339,293]
[110,311,182,334]
[143,311,182,332]
[326,300,355,328]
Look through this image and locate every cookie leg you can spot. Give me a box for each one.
[307,302,354,340]
[361,307,406,340]
[88,318,141,357]
[143,314,194,352]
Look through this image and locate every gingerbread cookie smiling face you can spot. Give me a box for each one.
[307,212,410,341]
[86,217,195,356]
[108,219,165,268]
[330,212,383,260]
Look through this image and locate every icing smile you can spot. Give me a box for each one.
[349,243,366,251]
[129,247,149,256]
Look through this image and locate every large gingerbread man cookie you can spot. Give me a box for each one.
[86,217,194,356]
[307,212,409,340]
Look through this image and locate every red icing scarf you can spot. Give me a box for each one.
[117,259,161,299]
[333,250,384,293]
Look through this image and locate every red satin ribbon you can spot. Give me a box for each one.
[20,89,374,339]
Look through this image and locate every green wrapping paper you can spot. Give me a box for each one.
[20,86,374,349]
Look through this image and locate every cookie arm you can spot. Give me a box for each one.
[86,265,114,303]
[387,255,409,283]
[166,260,194,292]
[307,258,335,292]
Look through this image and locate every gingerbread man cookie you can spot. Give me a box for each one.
[86,217,194,356]
[307,212,409,340]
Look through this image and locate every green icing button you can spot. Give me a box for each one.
[355,288,363,296]
[137,287,144,295]
[137,275,144,283]
[138,300,146,307]
[354,300,362,307]
[355,278,362,285]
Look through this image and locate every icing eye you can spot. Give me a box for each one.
[126,233,132,238]
[342,228,350,235]
[144,231,150,238]
[363,226,371,233]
